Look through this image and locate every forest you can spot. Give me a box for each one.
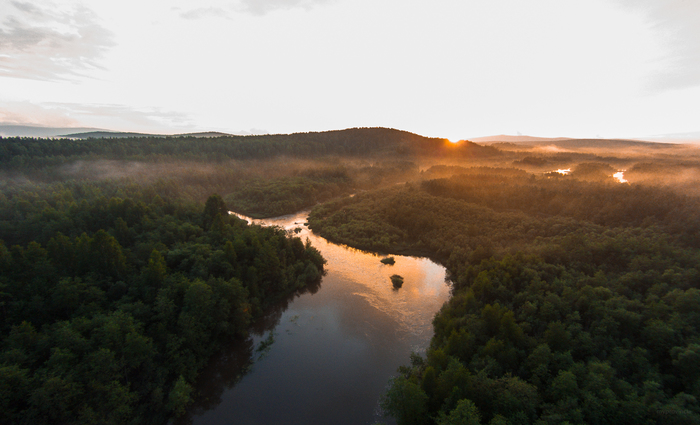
[0,127,497,169]
[2,128,700,424]
[0,128,442,423]
[0,182,325,423]
[308,164,700,424]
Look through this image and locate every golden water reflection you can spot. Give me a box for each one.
[613,170,628,183]
[175,211,453,424]
[232,210,451,344]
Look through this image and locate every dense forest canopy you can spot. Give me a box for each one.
[0,187,325,424]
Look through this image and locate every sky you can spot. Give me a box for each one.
[1,0,699,141]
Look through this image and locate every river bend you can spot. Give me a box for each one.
[174,210,450,425]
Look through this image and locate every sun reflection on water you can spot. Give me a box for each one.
[613,170,628,183]
[231,210,451,341]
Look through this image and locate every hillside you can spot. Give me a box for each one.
[0,125,101,138]
[59,131,164,139]
[59,131,235,139]
[0,127,500,166]
[524,138,679,149]
[470,135,571,144]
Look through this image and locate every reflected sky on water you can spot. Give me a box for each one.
[175,211,450,425]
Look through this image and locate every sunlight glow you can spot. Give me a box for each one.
[613,170,628,183]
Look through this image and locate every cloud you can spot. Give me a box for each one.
[180,6,231,20]
[238,0,336,16]
[0,1,115,81]
[0,100,196,133]
[0,100,80,127]
[614,0,700,91]
[45,102,196,132]
[177,0,336,18]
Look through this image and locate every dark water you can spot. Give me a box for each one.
[173,211,450,425]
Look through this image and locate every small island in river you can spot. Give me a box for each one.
[390,274,404,288]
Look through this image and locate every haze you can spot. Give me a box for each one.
[1,0,699,141]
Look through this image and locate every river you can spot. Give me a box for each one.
[173,210,451,425]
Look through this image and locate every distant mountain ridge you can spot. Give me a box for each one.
[0,124,235,139]
[528,138,680,149]
[60,131,161,139]
[0,125,101,138]
[0,127,500,163]
[641,131,700,144]
[60,131,235,139]
[494,138,683,150]
[472,134,687,150]
[470,135,572,143]
[472,133,699,146]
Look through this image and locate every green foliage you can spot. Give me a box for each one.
[436,399,482,425]
[0,187,325,424]
[167,375,193,417]
[202,194,229,229]
[381,375,429,425]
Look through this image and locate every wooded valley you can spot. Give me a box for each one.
[1,128,699,424]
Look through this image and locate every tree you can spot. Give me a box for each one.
[89,230,127,278]
[381,375,428,425]
[203,194,228,229]
[437,399,482,425]
[167,375,193,417]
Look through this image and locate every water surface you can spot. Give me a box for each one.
[175,210,450,425]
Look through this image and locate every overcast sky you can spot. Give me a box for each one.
[1,0,699,140]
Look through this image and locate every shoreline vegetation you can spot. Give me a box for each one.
[2,128,700,424]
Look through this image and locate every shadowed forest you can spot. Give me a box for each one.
[1,128,700,424]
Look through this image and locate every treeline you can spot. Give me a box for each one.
[308,167,700,424]
[0,188,325,424]
[0,128,499,169]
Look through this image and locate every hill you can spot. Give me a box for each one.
[472,135,683,150]
[524,138,679,149]
[0,124,101,138]
[1,127,500,165]
[0,125,236,139]
[470,135,571,143]
[177,131,234,138]
[60,131,235,139]
[640,131,700,144]
[488,138,682,152]
[59,131,164,139]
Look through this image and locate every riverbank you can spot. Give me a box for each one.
[173,210,451,425]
